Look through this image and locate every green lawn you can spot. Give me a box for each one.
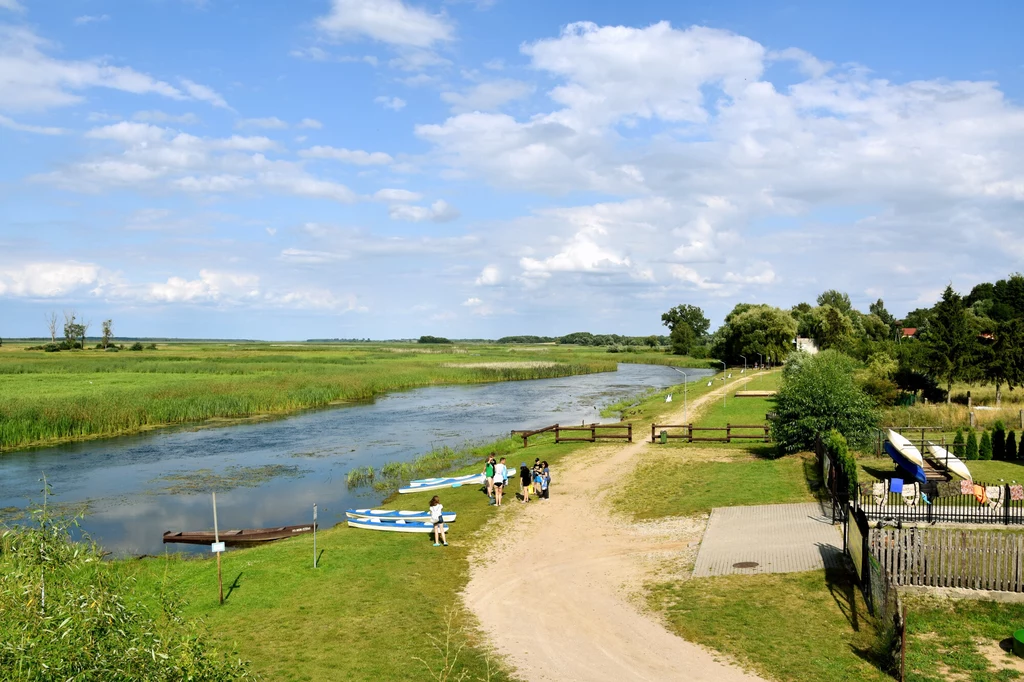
[648,569,890,682]
[121,438,580,682]
[612,449,817,520]
[905,597,1024,682]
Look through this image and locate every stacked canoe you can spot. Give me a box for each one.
[346,508,455,533]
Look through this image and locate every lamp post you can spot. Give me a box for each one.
[671,367,689,423]
[756,352,763,368]
[739,355,747,372]
[716,360,727,407]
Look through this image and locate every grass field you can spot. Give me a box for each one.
[904,597,1024,682]
[119,437,579,682]
[648,569,890,682]
[0,342,713,452]
[612,448,817,520]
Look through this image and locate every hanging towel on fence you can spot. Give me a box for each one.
[871,482,885,506]
[1011,485,1024,502]
[961,479,975,495]
[972,484,989,505]
[902,482,920,506]
[985,486,1003,509]
[936,481,960,498]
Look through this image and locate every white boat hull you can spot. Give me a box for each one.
[346,518,449,533]
[926,444,972,481]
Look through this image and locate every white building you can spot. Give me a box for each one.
[795,337,819,354]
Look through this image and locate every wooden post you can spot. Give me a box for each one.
[627,423,632,443]
[313,503,318,569]
[651,423,656,443]
[590,426,596,442]
[726,424,732,443]
[970,411,976,429]
[212,492,223,606]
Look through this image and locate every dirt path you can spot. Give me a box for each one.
[463,373,769,682]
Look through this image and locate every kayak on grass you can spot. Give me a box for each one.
[345,508,457,523]
[346,517,449,533]
[398,473,485,494]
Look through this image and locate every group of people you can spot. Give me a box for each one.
[428,454,553,547]
[483,454,550,506]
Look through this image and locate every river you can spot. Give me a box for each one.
[0,363,714,555]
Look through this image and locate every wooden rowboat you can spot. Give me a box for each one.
[162,523,316,546]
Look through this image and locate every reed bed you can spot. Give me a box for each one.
[0,343,619,451]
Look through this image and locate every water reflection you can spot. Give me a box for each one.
[0,363,713,555]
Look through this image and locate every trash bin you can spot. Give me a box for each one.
[660,430,668,444]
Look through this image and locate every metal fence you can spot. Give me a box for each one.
[854,481,1024,526]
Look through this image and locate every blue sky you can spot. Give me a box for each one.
[1,0,1022,340]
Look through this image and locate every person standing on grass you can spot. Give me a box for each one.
[541,461,551,499]
[532,459,543,498]
[484,455,496,503]
[493,457,507,506]
[502,456,510,488]
[519,462,532,503]
[429,495,447,547]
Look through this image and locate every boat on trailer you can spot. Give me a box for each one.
[162,524,316,546]
[883,429,928,484]
[926,443,972,481]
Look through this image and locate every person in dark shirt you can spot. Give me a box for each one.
[519,462,532,503]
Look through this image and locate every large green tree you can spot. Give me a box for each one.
[806,304,855,351]
[923,285,975,403]
[985,318,1024,405]
[661,304,710,355]
[772,350,878,452]
[712,304,797,364]
[816,289,853,315]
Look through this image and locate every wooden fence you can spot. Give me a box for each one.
[870,526,1024,592]
[555,423,632,443]
[650,423,770,443]
[510,424,558,447]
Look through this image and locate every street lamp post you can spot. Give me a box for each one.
[739,355,747,372]
[670,367,689,423]
[756,352,763,368]
[716,360,727,407]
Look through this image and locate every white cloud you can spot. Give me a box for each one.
[388,199,460,222]
[315,0,454,48]
[475,265,500,285]
[133,110,200,124]
[179,78,230,109]
[279,248,348,264]
[462,297,482,306]
[388,49,451,72]
[461,296,493,315]
[0,25,186,112]
[148,269,260,303]
[0,114,65,135]
[374,188,422,202]
[441,79,534,113]
[670,265,722,290]
[236,116,288,129]
[374,96,406,111]
[298,118,323,129]
[0,0,25,13]
[0,262,100,297]
[74,14,110,25]
[300,146,393,165]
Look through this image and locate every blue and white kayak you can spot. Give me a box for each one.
[885,429,927,484]
[399,474,485,494]
[345,509,457,523]
[346,517,448,533]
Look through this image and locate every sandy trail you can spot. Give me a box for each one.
[463,372,768,682]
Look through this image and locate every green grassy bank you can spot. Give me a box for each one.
[0,342,713,452]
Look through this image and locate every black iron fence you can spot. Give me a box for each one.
[854,480,1024,526]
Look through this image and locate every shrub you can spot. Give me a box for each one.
[129,342,144,351]
[824,429,858,499]
[993,421,1006,461]
[43,343,60,353]
[953,428,965,459]
[417,335,451,344]
[147,343,158,350]
[1008,432,1018,464]
[0,498,253,680]
[966,431,979,461]
[980,431,993,460]
[771,350,878,453]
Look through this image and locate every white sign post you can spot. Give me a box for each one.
[313,503,318,569]
[212,491,224,605]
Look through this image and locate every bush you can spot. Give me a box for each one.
[966,431,979,461]
[980,431,993,460]
[417,335,451,344]
[43,343,60,353]
[0,499,253,680]
[129,342,144,351]
[993,421,1006,461]
[147,343,158,350]
[105,346,119,352]
[771,350,878,453]
[953,428,965,459]
[1008,432,1018,463]
[824,429,858,499]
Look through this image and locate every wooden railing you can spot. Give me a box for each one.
[555,423,632,444]
[510,424,558,448]
[650,423,770,443]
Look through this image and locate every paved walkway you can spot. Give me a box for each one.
[693,503,845,577]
